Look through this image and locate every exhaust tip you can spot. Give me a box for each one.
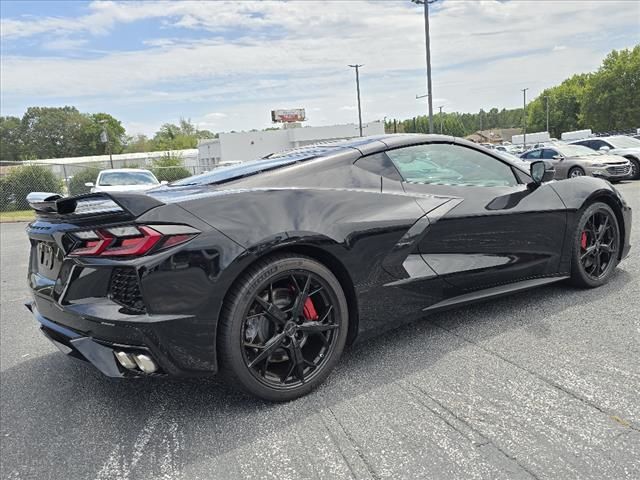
[133,353,158,374]
[114,351,137,370]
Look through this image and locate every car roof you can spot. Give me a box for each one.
[98,168,154,174]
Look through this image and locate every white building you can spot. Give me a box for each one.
[198,122,385,169]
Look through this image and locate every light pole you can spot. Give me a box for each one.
[438,105,444,134]
[99,119,114,168]
[522,88,529,149]
[412,0,437,133]
[348,64,364,136]
[544,95,550,133]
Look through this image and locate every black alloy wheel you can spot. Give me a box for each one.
[219,254,348,401]
[570,202,620,288]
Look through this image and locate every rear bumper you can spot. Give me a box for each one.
[26,297,218,378]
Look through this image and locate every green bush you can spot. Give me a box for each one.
[152,166,192,182]
[67,168,99,196]
[151,154,192,182]
[0,164,63,211]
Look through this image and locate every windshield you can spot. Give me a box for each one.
[98,171,158,186]
[606,136,640,149]
[555,144,600,157]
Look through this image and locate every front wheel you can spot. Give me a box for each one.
[569,202,620,288]
[627,157,640,180]
[218,254,348,401]
[568,167,585,178]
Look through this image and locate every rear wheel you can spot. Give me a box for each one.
[218,254,348,401]
[570,202,620,288]
[568,167,585,178]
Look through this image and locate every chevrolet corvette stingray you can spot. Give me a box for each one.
[25,135,631,401]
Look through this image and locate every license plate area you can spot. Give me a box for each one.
[34,241,63,280]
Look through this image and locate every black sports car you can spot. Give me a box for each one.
[25,134,631,401]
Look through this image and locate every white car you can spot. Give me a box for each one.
[85,169,165,193]
[570,136,640,180]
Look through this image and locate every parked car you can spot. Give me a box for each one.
[570,136,640,180]
[86,168,165,193]
[25,135,631,401]
[520,144,632,181]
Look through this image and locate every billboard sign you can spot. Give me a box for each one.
[271,108,306,123]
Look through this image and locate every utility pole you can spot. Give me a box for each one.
[544,95,550,134]
[438,105,444,134]
[99,119,114,168]
[412,0,437,133]
[415,93,430,133]
[348,64,364,136]
[522,88,529,149]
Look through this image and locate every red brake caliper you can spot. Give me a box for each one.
[580,231,587,250]
[303,297,319,321]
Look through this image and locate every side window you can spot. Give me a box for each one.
[524,149,542,160]
[590,140,607,149]
[541,149,557,159]
[355,152,402,181]
[386,143,518,187]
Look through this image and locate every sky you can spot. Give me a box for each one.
[1,0,639,136]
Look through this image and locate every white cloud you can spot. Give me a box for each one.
[1,0,638,132]
[41,37,89,51]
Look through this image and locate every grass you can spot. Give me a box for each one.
[0,210,34,222]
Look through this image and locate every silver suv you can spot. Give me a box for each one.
[521,144,632,181]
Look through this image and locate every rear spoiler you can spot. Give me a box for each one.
[26,191,164,218]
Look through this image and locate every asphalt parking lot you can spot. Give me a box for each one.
[1,181,639,480]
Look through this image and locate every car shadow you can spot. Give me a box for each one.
[0,267,633,478]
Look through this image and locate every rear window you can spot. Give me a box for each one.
[171,144,345,186]
[99,171,158,186]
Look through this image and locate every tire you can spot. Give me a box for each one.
[218,254,349,401]
[568,167,585,178]
[569,202,620,288]
[627,157,640,180]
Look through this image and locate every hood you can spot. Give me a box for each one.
[572,154,630,164]
[609,147,640,156]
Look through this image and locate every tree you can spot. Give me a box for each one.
[527,74,589,138]
[19,106,91,159]
[0,116,23,161]
[442,115,466,137]
[0,164,63,211]
[67,168,99,196]
[81,113,127,155]
[124,134,153,153]
[581,46,640,131]
[151,154,192,182]
[151,119,216,150]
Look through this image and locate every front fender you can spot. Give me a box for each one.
[549,177,631,262]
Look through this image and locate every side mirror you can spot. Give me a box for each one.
[160,180,168,185]
[552,154,563,160]
[84,182,94,187]
[530,160,555,185]
[599,146,610,153]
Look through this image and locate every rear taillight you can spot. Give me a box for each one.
[69,225,198,257]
